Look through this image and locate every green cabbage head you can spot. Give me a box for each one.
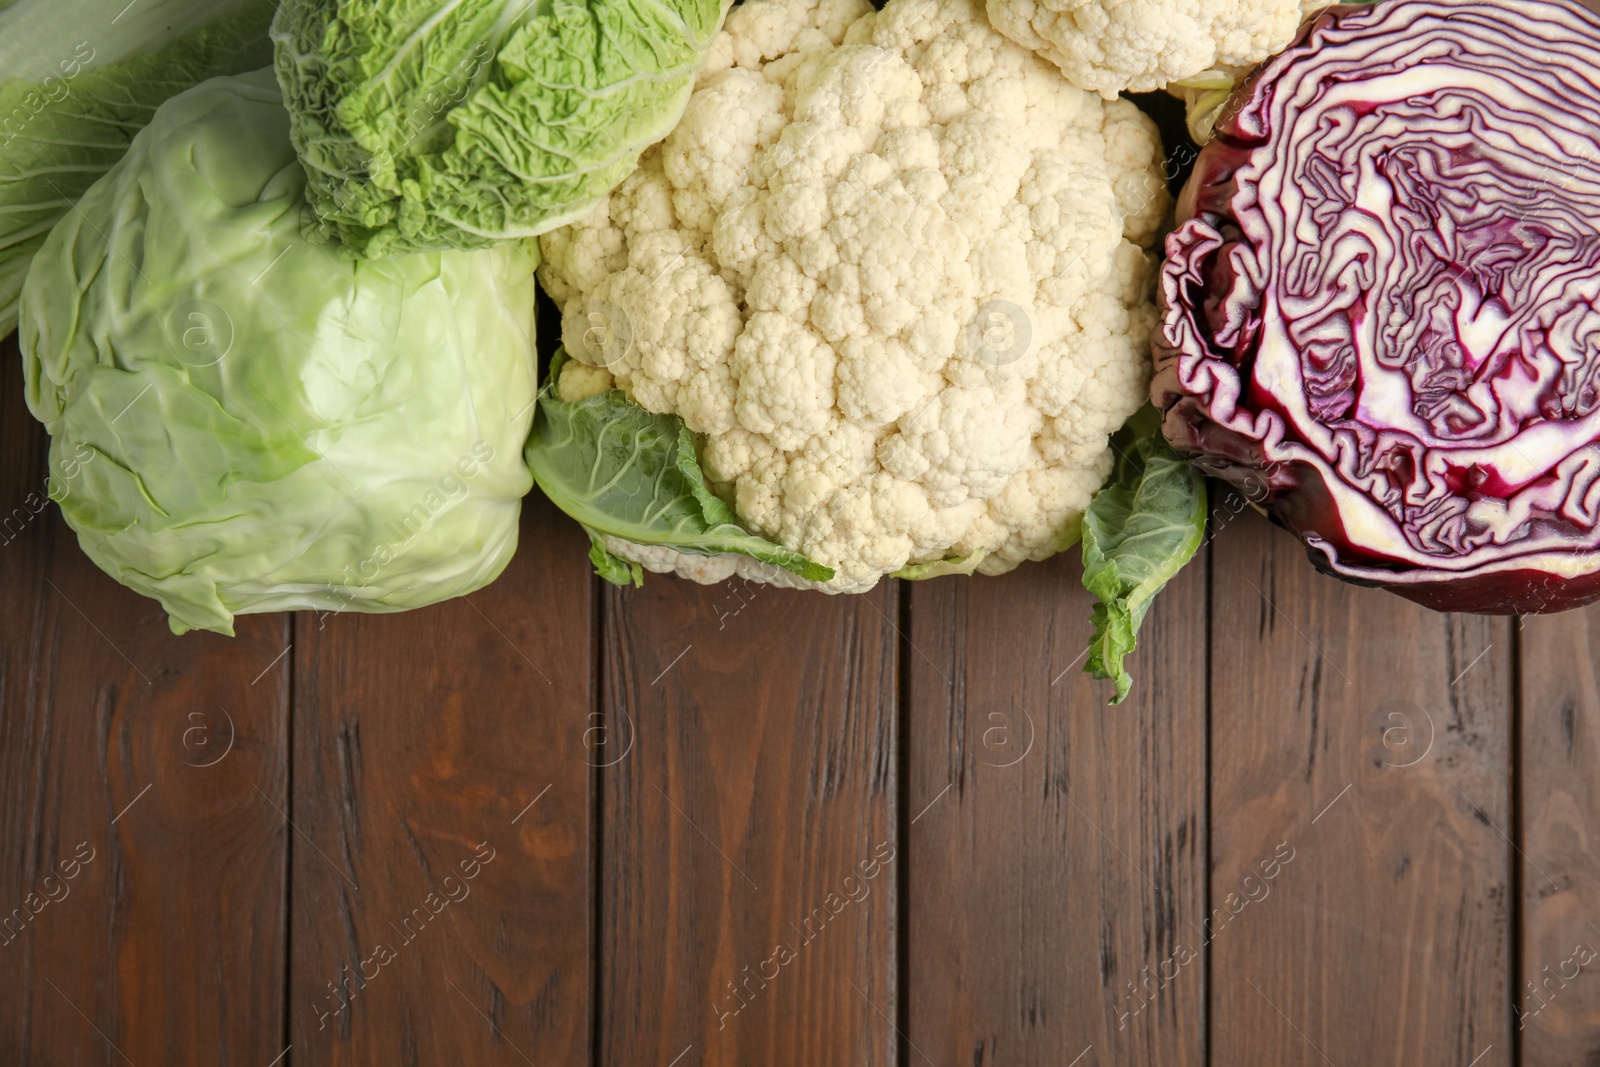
[271,0,731,258]
[20,69,540,636]
[0,0,276,338]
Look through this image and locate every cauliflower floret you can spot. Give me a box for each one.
[985,0,1333,97]
[541,0,1169,593]
[703,0,873,81]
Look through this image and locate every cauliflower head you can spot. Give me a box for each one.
[985,0,1330,96]
[536,0,1170,593]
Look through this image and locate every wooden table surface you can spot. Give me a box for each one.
[3,314,1600,1067]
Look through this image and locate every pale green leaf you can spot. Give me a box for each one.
[527,351,834,587]
[0,0,275,336]
[1081,407,1207,704]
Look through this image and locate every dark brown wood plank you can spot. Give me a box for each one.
[1208,508,1512,1066]
[0,335,291,1064]
[289,498,596,1065]
[601,578,898,1067]
[903,548,1208,1065]
[1518,608,1600,1062]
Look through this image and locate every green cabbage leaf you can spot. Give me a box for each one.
[20,70,540,635]
[528,351,834,588]
[0,0,275,337]
[271,0,731,258]
[1081,407,1207,704]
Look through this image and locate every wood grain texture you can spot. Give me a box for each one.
[1517,608,1600,1064]
[903,548,1208,1067]
[289,500,595,1066]
[1208,507,1513,1067]
[600,578,898,1067]
[0,334,291,1065]
[4,300,1593,1065]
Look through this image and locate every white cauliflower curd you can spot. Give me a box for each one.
[537,0,1170,593]
[985,0,1329,96]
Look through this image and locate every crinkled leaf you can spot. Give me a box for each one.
[0,0,274,337]
[272,0,729,257]
[528,352,834,587]
[1081,407,1207,704]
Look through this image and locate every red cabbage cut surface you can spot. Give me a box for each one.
[1155,0,1600,614]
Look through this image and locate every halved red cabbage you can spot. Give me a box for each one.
[1155,0,1600,614]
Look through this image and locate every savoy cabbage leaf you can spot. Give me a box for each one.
[271,0,730,257]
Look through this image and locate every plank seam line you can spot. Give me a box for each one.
[1508,619,1524,1067]
[908,783,949,826]
[252,643,291,687]
[590,571,605,1067]
[254,784,357,890]
[281,613,295,1064]
[895,578,912,1067]
[1202,501,1215,1067]
[866,587,947,685]
[847,977,933,1067]
[1450,785,1558,895]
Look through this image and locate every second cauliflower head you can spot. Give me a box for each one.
[985,0,1331,96]
[536,0,1170,593]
